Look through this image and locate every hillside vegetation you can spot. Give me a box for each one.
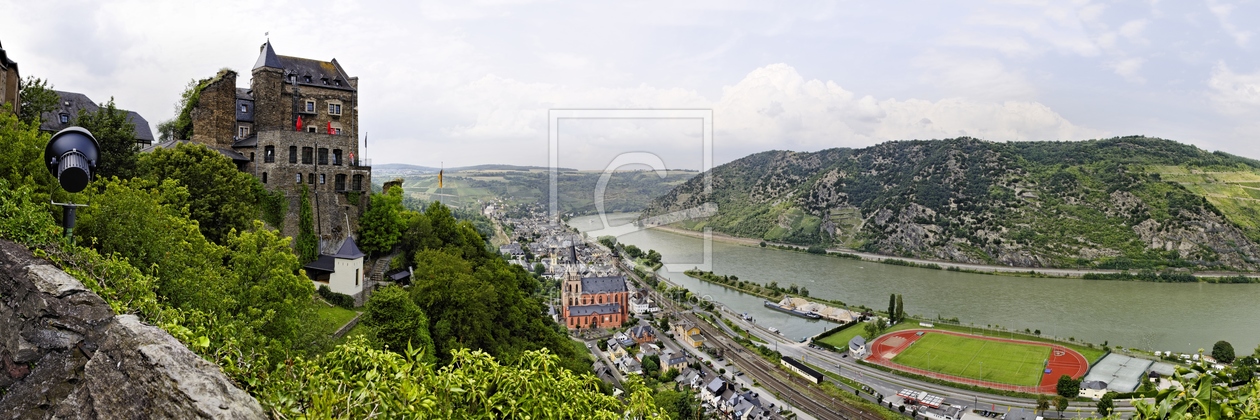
[642,137,1260,271]
[375,167,696,215]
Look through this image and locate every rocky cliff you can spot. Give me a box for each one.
[642,137,1260,271]
[0,240,264,419]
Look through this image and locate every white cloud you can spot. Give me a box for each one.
[1208,62,1260,115]
[1207,0,1254,47]
[1109,57,1146,83]
[913,52,1037,101]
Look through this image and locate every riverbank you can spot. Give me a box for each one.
[647,224,1260,280]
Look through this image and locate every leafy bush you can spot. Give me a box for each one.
[318,285,356,309]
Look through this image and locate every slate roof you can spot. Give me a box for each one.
[849,335,866,350]
[580,276,627,294]
[331,237,364,259]
[304,255,336,274]
[142,139,249,161]
[236,88,254,122]
[40,90,153,144]
[705,377,727,394]
[254,41,355,92]
[628,325,655,340]
[781,356,823,381]
[567,303,621,316]
[232,135,258,148]
[0,40,16,70]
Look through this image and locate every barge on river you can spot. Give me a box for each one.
[763,300,821,320]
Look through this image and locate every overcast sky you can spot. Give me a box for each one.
[3,0,1258,170]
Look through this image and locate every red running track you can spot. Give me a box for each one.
[865,329,1089,394]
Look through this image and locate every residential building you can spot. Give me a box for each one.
[185,41,370,249]
[303,237,366,305]
[0,40,17,114]
[849,335,868,358]
[41,91,154,146]
[672,320,704,348]
[662,353,688,373]
[628,325,656,345]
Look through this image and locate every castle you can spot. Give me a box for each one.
[185,41,371,249]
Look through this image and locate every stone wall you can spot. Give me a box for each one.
[249,130,369,249]
[249,67,287,133]
[190,69,239,150]
[0,240,264,419]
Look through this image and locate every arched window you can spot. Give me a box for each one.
[264,146,275,163]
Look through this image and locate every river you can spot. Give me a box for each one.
[571,213,1260,353]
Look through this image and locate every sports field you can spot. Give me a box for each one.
[890,332,1049,386]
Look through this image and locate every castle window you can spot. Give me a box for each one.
[335,128,342,135]
[305,100,315,113]
[318,148,328,165]
[328,103,341,115]
[320,174,326,184]
[307,126,316,133]
[296,173,302,184]
[264,146,275,163]
[250,152,255,162]
[322,78,328,85]
[352,174,363,191]
[308,173,315,184]
[262,172,267,184]
[332,149,343,165]
[289,146,297,163]
[334,80,342,86]
[238,126,250,137]
[289,75,296,82]
[59,114,69,123]
[302,147,313,164]
[335,174,346,191]
[304,75,311,83]
[240,104,248,112]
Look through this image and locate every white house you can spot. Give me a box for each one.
[304,237,366,305]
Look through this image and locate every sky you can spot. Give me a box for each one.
[2,0,1258,171]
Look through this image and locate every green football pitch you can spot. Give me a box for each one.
[891,332,1050,386]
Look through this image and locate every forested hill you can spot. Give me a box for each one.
[641,136,1260,271]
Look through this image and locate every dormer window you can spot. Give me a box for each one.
[59,114,70,123]
[240,104,248,112]
[334,80,342,86]
[304,75,311,83]
[322,78,329,85]
[289,75,296,82]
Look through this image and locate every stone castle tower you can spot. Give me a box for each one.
[188,41,370,250]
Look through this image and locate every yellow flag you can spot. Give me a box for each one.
[438,169,443,189]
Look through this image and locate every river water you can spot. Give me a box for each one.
[571,213,1260,353]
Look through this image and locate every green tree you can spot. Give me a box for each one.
[863,317,888,339]
[895,294,904,323]
[17,76,58,125]
[1035,395,1050,414]
[1214,340,1236,364]
[75,98,138,180]
[1054,395,1069,416]
[1097,392,1115,416]
[759,241,767,247]
[1057,374,1081,398]
[364,285,436,363]
[888,293,896,321]
[533,262,545,276]
[296,185,318,263]
[0,110,57,201]
[358,187,407,255]
[224,221,322,348]
[642,355,660,374]
[137,142,260,243]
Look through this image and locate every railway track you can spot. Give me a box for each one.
[683,312,886,420]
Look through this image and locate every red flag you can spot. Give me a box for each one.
[327,121,334,135]
[296,116,303,131]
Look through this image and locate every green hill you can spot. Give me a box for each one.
[641,136,1260,271]
[376,167,697,215]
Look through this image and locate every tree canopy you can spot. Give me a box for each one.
[137,142,260,243]
[75,98,138,180]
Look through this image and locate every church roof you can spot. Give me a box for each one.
[331,237,364,259]
[568,303,621,316]
[580,276,627,294]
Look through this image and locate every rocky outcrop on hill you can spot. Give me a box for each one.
[0,240,264,419]
[641,136,1260,271]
